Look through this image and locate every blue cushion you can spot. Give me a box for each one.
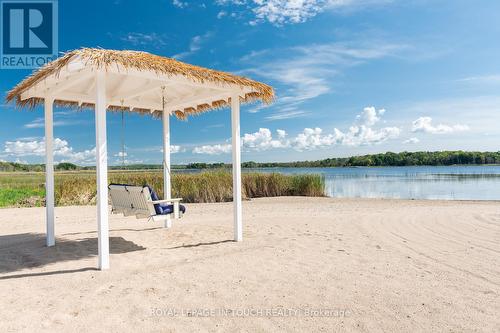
[145,185,186,216]
[157,203,186,215]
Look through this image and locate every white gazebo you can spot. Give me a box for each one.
[6,48,274,270]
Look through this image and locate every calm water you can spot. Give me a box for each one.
[243,166,500,200]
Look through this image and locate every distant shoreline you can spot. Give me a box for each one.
[1,164,500,174]
[2,151,500,172]
[2,164,500,173]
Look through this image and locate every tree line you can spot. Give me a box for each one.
[243,151,500,168]
[1,151,500,172]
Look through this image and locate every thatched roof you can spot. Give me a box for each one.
[5,48,274,120]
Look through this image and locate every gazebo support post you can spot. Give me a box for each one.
[44,97,55,247]
[95,71,110,270]
[162,110,172,228]
[231,94,243,242]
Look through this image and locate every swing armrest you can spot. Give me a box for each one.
[149,198,183,204]
[149,198,183,219]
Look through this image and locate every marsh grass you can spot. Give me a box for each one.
[0,170,325,207]
[0,188,45,207]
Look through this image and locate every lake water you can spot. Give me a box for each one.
[244,166,500,201]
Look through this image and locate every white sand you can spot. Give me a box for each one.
[0,197,499,332]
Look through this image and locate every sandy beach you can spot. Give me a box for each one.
[0,197,499,332]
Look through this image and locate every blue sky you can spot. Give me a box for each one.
[1,0,500,165]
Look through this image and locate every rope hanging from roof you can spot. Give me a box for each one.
[120,99,126,168]
[162,86,171,177]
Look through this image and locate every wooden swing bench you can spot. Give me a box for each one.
[108,184,185,223]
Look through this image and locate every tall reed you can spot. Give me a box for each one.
[1,170,325,207]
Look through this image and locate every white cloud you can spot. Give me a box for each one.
[114,151,128,157]
[114,148,169,165]
[292,127,340,151]
[24,111,86,129]
[242,128,289,151]
[291,124,400,151]
[192,106,400,154]
[265,109,310,121]
[400,96,500,140]
[3,138,96,165]
[172,31,213,60]
[412,117,470,134]
[300,106,396,147]
[337,125,400,147]
[118,159,145,165]
[127,145,184,154]
[356,106,384,126]
[403,137,419,144]
[240,42,405,120]
[59,148,96,165]
[276,129,287,138]
[24,121,45,129]
[172,0,188,8]
[283,107,399,150]
[215,0,247,5]
[170,145,183,154]
[205,124,225,129]
[247,104,269,114]
[120,32,167,47]
[456,74,500,84]
[24,117,83,129]
[5,138,58,156]
[216,0,390,26]
[192,143,232,155]
[250,0,330,26]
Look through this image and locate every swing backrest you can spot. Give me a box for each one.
[109,184,156,219]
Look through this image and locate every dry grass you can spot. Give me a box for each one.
[0,170,325,207]
[6,48,274,120]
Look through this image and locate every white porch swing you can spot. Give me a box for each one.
[108,87,184,226]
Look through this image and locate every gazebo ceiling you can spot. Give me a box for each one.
[6,48,274,120]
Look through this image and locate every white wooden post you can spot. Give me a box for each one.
[231,94,243,242]
[162,109,172,228]
[95,71,109,270]
[44,97,55,247]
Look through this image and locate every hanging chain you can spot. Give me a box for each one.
[161,86,171,177]
[120,99,125,168]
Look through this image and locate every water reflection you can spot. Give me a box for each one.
[244,166,500,201]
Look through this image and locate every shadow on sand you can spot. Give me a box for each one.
[164,239,234,249]
[0,233,145,277]
[61,227,164,236]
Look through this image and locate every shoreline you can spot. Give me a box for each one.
[2,163,500,173]
[2,196,500,210]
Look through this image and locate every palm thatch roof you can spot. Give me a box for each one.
[5,48,274,120]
